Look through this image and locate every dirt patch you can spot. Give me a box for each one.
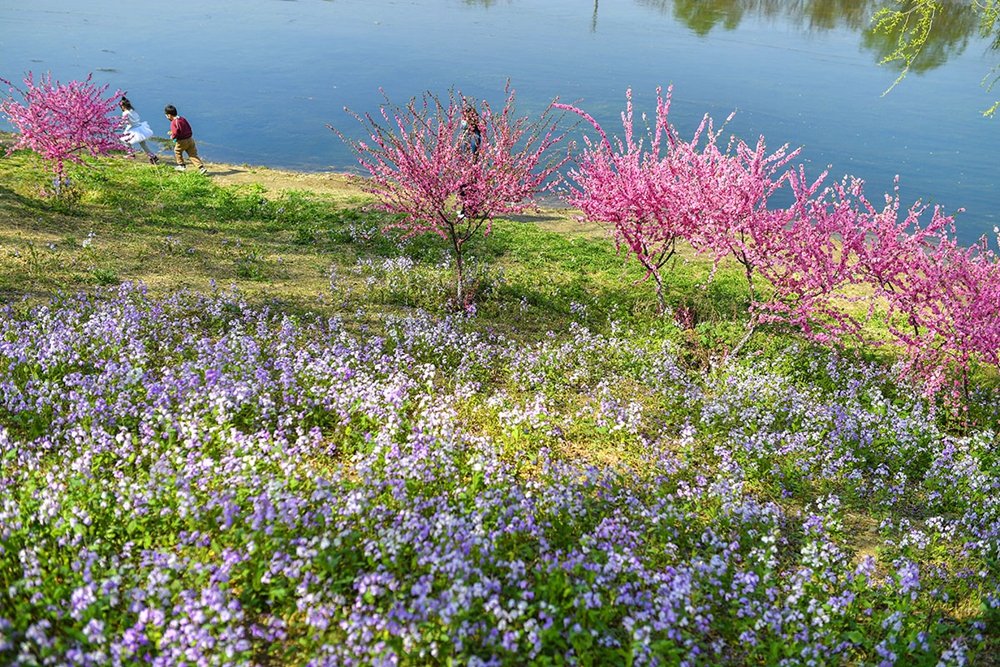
[206,161,604,237]
[209,163,364,198]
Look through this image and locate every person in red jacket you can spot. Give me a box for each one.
[164,104,208,174]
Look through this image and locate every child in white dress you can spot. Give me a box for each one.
[120,97,159,164]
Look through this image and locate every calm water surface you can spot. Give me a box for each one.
[1,0,997,244]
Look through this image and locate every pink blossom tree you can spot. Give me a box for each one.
[732,168,1000,400]
[561,89,1000,394]
[851,182,989,397]
[557,88,803,325]
[0,72,124,182]
[909,236,1000,405]
[331,85,568,306]
[956,237,1000,407]
[753,170,1000,401]
[555,87,716,313]
[748,172,873,347]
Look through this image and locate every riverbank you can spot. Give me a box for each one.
[205,160,602,237]
[0,129,597,235]
[0,147,656,326]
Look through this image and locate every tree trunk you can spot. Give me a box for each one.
[454,245,464,307]
[728,322,757,360]
[448,223,465,308]
[654,274,666,315]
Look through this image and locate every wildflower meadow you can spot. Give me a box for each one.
[1,77,999,666]
[2,282,999,666]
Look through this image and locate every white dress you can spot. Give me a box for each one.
[121,109,153,144]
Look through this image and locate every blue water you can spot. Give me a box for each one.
[1,0,998,245]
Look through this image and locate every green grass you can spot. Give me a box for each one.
[0,145,754,336]
[1,143,994,393]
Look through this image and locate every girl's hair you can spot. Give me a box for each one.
[120,97,134,110]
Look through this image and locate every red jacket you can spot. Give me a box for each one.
[170,116,193,141]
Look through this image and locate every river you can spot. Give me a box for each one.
[1,0,997,244]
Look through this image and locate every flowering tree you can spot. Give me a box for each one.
[332,85,568,306]
[907,236,1000,403]
[561,89,1000,393]
[747,172,873,346]
[556,87,715,313]
[850,182,993,397]
[557,89,803,325]
[0,72,123,180]
[747,168,1000,400]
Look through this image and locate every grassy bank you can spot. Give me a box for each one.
[0,145,759,340]
[1,148,999,665]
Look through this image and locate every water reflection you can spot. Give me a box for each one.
[656,0,885,34]
[459,0,881,36]
[642,0,880,33]
[644,0,746,35]
[633,0,984,72]
[862,2,981,73]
